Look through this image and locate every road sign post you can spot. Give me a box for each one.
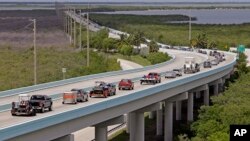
[62,68,67,80]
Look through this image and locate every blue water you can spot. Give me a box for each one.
[98,9,250,24]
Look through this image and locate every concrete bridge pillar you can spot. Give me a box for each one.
[204,88,210,106]
[213,83,219,96]
[126,113,130,133]
[94,116,125,141]
[176,100,182,121]
[54,134,74,141]
[164,101,173,141]
[95,126,107,141]
[157,108,163,135]
[130,112,144,141]
[149,111,156,119]
[130,103,161,141]
[187,92,194,122]
[195,91,201,99]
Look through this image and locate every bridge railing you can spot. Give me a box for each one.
[0,54,176,98]
[0,52,236,141]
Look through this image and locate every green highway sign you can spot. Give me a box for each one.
[237,45,245,53]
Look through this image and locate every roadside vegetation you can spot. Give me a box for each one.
[190,53,250,141]
[92,13,250,141]
[0,46,120,91]
[90,14,250,49]
[86,28,171,65]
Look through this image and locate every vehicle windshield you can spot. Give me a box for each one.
[121,79,129,82]
[19,96,29,101]
[30,95,45,100]
[149,73,157,76]
[95,81,105,86]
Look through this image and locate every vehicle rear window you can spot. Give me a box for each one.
[31,95,45,100]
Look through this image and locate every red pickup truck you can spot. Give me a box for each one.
[118,79,134,90]
[140,72,161,85]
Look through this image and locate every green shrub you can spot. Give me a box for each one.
[119,44,133,56]
[146,52,171,64]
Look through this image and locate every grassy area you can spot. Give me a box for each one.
[109,53,151,66]
[90,14,250,48]
[109,130,129,141]
[0,47,121,91]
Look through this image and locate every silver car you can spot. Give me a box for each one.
[211,59,219,66]
[165,71,177,78]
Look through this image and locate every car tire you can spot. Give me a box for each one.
[86,96,89,101]
[62,101,65,104]
[11,113,16,116]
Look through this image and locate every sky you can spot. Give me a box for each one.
[0,0,250,2]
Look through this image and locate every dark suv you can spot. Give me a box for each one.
[30,95,53,113]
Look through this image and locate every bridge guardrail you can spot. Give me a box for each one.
[0,54,175,98]
[0,52,236,140]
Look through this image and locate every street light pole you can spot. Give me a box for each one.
[79,9,82,50]
[189,14,192,42]
[87,4,90,67]
[30,19,37,85]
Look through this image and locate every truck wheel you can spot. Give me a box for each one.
[62,101,65,104]
[11,113,16,116]
[32,110,36,116]
[49,106,52,111]
[140,81,143,85]
[40,106,45,113]
[118,87,121,90]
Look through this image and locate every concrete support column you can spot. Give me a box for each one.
[164,102,173,141]
[149,111,156,119]
[157,109,163,136]
[187,92,194,122]
[54,134,74,141]
[195,91,201,99]
[213,83,219,96]
[95,126,107,141]
[130,112,144,141]
[204,88,210,106]
[126,113,130,133]
[176,101,182,121]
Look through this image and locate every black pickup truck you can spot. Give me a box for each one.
[30,95,53,113]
